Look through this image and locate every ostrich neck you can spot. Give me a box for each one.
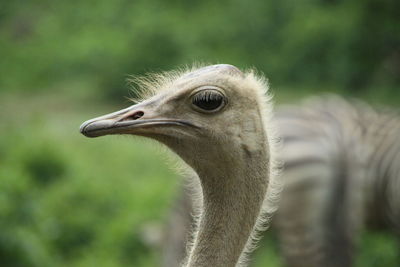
[185,144,270,267]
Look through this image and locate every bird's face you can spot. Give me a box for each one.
[80,64,268,171]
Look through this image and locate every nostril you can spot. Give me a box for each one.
[123,111,144,121]
[131,111,144,120]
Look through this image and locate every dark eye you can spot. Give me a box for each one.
[192,89,225,112]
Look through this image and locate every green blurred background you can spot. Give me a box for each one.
[0,0,399,266]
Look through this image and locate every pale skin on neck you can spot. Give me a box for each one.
[185,142,270,266]
[80,64,277,267]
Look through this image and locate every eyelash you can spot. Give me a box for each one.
[192,90,222,102]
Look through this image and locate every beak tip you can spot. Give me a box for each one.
[79,120,94,137]
[79,119,116,138]
[79,124,85,135]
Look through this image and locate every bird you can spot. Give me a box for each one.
[80,64,281,267]
[274,96,400,267]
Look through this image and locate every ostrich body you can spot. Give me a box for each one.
[80,64,280,267]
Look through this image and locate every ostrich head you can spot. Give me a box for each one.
[80,64,272,175]
[80,64,278,266]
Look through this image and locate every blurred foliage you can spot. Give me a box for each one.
[0,0,399,101]
[0,96,181,267]
[0,0,399,266]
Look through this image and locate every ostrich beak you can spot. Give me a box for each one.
[80,102,198,138]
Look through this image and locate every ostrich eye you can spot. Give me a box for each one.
[191,89,225,112]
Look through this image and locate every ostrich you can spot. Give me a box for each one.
[80,64,281,267]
